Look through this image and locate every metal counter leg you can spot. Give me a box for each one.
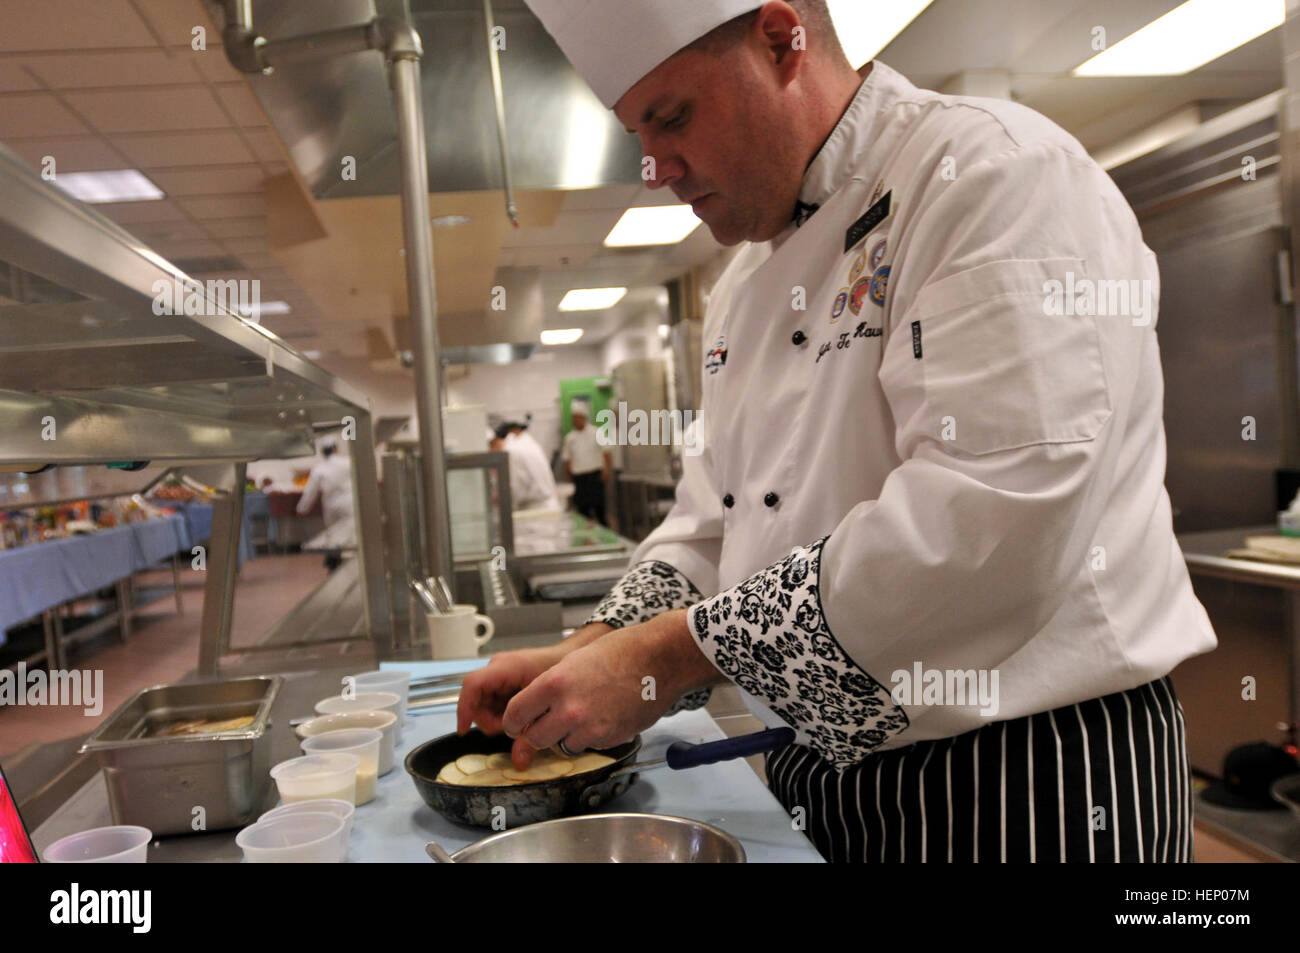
[198,464,246,677]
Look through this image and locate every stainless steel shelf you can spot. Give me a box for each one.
[0,141,370,470]
[0,140,392,665]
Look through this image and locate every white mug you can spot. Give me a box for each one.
[427,604,495,659]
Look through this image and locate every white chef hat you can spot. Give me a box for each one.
[524,0,765,108]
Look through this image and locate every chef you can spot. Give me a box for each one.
[296,440,353,570]
[491,423,560,511]
[459,0,1218,862]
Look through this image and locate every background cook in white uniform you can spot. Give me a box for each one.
[296,442,354,527]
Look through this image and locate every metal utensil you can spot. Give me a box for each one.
[425,840,456,863]
[427,813,746,863]
[431,575,455,612]
[408,692,459,712]
[409,577,441,614]
[409,672,469,691]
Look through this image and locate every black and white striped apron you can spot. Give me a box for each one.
[765,676,1192,862]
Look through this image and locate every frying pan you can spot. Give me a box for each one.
[406,726,795,828]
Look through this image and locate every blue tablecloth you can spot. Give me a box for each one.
[0,514,194,638]
[171,501,255,566]
[329,660,826,863]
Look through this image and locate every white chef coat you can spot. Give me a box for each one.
[297,454,353,526]
[625,62,1217,768]
[562,426,606,476]
[503,433,560,510]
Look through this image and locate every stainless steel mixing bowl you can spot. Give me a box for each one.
[428,812,746,863]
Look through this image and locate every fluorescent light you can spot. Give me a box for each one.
[541,328,584,345]
[432,215,471,227]
[238,300,292,322]
[829,0,937,69]
[303,349,322,360]
[1074,0,1283,76]
[52,169,164,204]
[558,287,627,311]
[603,206,701,247]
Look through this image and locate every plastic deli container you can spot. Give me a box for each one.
[270,753,360,806]
[44,825,152,863]
[236,813,347,863]
[299,730,381,805]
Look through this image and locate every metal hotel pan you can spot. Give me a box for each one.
[406,726,794,828]
[79,676,282,836]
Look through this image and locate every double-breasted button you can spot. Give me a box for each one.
[764,492,779,508]
[791,330,806,346]
[723,493,735,508]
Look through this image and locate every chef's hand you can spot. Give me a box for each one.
[456,622,614,739]
[501,609,721,759]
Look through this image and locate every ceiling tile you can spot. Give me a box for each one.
[24,50,199,88]
[4,136,127,172]
[184,45,246,84]
[115,129,255,167]
[214,83,270,127]
[231,251,277,270]
[221,236,269,255]
[66,86,229,134]
[146,164,266,196]
[0,92,91,137]
[130,220,210,244]
[503,209,621,248]
[131,0,220,46]
[0,62,41,92]
[93,197,185,223]
[180,193,266,219]
[205,217,267,238]
[241,127,285,163]
[559,185,640,211]
[150,238,225,260]
[0,0,156,52]
[510,244,597,269]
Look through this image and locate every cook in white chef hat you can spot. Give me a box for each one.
[521,1,860,246]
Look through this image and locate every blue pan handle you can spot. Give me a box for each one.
[665,727,796,770]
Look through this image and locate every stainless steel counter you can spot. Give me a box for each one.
[1177,525,1300,862]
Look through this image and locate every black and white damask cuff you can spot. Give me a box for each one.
[586,560,704,630]
[687,536,909,769]
[586,560,711,714]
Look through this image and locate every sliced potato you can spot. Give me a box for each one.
[455,754,490,774]
[571,753,616,775]
[437,762,468,784]
[460,768,514,786]
[484,752,513,770]
[502,759,574,782]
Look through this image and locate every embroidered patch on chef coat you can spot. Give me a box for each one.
[830,287,849,324]
[844,190,891,252]
[869,239,888,271]
[848,248,868,284]
[869,266,890,307]
[705,335,727,375]
[849,277,872,316]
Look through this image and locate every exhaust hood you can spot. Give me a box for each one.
[225,0,644,199]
